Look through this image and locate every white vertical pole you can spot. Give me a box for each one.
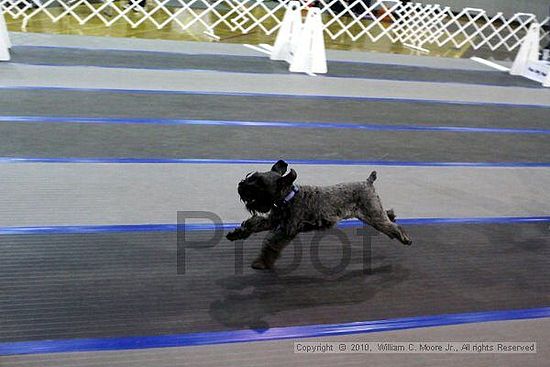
[0,11,11,61]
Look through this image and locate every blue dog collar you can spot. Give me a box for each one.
[281,185,299,205]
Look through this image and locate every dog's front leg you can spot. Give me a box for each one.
[226,215,273,241]
[251,229,297,270]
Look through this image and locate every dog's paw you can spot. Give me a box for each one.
[226,229,243,241]
[251,257,272,270]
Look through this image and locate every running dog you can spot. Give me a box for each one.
[226,160,412,270]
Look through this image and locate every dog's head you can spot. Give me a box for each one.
[237,160,297,213]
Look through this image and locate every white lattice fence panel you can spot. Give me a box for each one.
[219,0,291,35]
[1,0,548,53]
[388,5,547,52]
[389,2,452,51]
[314,0,399,41]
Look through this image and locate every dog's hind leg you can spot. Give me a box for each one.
[371,220,412,246]
[357,184,410,245]
[357,210,412,246]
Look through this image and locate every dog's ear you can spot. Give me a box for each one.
[271,160,288,175]
[278,168,297,188]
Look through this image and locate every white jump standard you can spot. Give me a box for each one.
[244,1,327,76]
[510,22,550,87]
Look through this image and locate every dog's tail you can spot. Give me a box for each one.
[367,171,377,184]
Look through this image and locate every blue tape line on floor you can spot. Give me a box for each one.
[0,307,548,355]
[1,216,549,234]
[0,157,549,167]
[1,86,549,109]
[1,115,548,135]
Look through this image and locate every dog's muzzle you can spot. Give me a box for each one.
[238,180,256,204]
[238,180,272,213]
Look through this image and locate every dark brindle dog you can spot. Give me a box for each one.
[226,160,412,270]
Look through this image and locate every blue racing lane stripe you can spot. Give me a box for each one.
[0,307,548,355]
[1,216,549,234]
[1,86,549,109]
[0,115,548,135]
[0,157,549,167]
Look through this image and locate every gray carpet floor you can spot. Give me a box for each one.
[8,46,541,88]
[1,223,548,342]
[0,121,548,162]
[3,64,550,106]
[1,89,550,129]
